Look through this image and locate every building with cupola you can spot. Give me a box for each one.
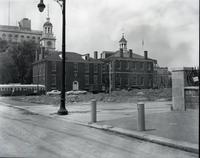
[33,15,103,92]
[100,34,157,91]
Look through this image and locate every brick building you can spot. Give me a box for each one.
[33,51,103,92]
[100,34,157,91]
[32,15,103,92]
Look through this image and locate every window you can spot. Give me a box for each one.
[116,74,121,86]
[74,63,78,72]
[85,75,89,85]
[126,61,130,70]
[148,79,152,87]
[9,34,12,37]
[131,76,137,85]
[85,63,89,73]
[140,62,144,70]
[27,36,30,39]
[32,36,35,39]
[102,64,106,72]
[139,76,144,85]
[51,61,56,72]
[132,62,136,70]
[15,34,18,38]
[148,62,152,71]
[94,64,98,73]
[94,75,98,84]
[21,35,24,38]
[51,74,56,86]
[115,60,121,70]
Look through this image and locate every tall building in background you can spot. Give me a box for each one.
[0,18,42,44]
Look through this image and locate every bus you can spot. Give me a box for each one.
[0,84,46,96]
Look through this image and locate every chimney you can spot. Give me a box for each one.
[85,54,90,60]
[94,51,98,59]
[144,51,148,59]
[120,48,123,58]
[129,49,133,58]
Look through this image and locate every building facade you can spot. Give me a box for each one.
[101,35,157,91]
[33,52,103,92]
[0,18,42,44]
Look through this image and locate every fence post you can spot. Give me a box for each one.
[137,102,145,131]
[91,99,97,123]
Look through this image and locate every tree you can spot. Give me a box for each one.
[0,38,9,53]
[8,41,38,84]
[0,52,18,83]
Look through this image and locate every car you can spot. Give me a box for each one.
[66,90,87,95]
[46,90,61,96]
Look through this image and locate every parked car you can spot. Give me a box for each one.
[46,90,61,96]
[66,90,87,95]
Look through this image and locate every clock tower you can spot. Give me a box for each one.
[40,10,56,52]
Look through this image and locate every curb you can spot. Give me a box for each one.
[86,123,199,154]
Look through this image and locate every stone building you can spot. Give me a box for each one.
[0,18,42,44]
[100,34,157,91]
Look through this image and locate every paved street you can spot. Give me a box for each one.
[0,97,198,158]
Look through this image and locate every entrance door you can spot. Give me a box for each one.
[72,81,79,91]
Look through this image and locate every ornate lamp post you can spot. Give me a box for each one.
[38,0,68,115]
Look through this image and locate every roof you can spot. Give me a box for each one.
[113,50,144,59]
[102,50,157,62]
[119,36,127,43]
[35,51,103,63]
[43,21,52,27]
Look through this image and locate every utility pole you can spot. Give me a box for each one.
[109,62,112,94]
[8,0,10,25]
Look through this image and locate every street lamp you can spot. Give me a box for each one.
[37,0,68,115]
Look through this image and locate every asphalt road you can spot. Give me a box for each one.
[0,97,198,158]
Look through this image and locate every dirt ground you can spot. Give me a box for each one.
[11,88,172,105]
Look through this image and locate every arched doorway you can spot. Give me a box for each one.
[72,81,79,91]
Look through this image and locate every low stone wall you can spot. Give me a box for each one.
[184,87,199,109]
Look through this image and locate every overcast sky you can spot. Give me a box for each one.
[0,0,199,68]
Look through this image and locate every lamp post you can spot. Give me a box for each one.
[38,0,68,115]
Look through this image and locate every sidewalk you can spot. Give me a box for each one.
[9,100,199,153]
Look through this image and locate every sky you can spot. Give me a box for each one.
[0,0,199,68]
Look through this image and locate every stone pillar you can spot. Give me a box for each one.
[91,99,97,123]
[172,68,185,111]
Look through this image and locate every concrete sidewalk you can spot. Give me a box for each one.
[5,100,199,153]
